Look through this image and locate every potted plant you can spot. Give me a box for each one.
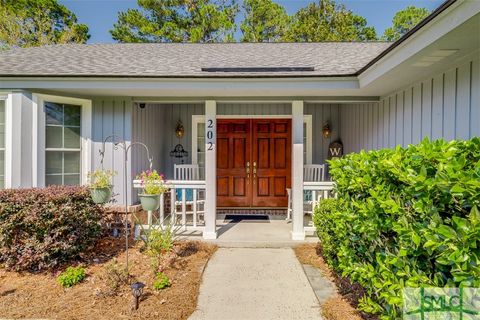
[137,170,167,211]
[87,169,116,204]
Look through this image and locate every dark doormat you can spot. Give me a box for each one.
[224,214,270,223]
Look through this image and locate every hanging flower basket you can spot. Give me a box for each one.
[87,169,117,204]
[136,170,168,211]
[138,193,161,211]
[90,186,113,204]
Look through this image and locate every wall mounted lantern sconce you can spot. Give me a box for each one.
[322,122,332,139]
[175,120,185,138]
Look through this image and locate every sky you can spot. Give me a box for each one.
[58,0,445,43]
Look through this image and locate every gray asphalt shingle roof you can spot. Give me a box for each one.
[0,42,392,77]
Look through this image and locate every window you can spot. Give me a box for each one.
[45,102,81,185]
[0,99,5,188]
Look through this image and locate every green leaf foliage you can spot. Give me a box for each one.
[0,186,104,271]
[283,0,377,42]
[314,138,480,319]
[0,0,89,49]
[382,6,430,41]
[153,271,171,290]
[240,0,289,42]
[57,266,86,288]
[110,0,239,43]
[111,0,378,43]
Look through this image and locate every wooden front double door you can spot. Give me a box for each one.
[216,119,292,208]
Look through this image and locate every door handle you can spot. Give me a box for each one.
[246,161,250,182]
[253,161,257,183]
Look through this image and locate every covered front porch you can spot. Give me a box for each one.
[130,99,357,241]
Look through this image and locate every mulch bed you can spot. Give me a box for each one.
[0,237,217,320]
[294,243,377,320]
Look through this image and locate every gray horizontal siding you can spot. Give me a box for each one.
[341,56,480,153]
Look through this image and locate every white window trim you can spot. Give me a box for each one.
[191,114,313,166]
[32,94,92,187]
[0,93,10,188]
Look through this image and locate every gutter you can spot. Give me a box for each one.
[0,73,358,79]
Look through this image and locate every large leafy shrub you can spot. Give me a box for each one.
[314,138,480,319]
[0,186,104,271]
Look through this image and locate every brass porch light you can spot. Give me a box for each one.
[322,122,331,139]
[175,120,185,138]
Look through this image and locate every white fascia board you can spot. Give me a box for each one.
[0,77,359,97]
[358,0,480,88]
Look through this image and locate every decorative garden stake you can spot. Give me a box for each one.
[99,135,153,271]
[130,281,145,310]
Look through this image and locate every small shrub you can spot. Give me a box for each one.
[314,138,480,319]
[144,226,178,273]
[57,266,86,288]
[153,272,170,290]
[147,227,174,256]
[103,259,129,294]
[0,185,104,271]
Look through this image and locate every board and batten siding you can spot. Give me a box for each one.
[91,98,133,205]
[304,103,341,165]
[341,56,480,154]
[132,103,204,181]
[132,102,342,184]
[217,103,291,115]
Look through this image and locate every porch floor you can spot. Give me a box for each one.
[178,214,318,248]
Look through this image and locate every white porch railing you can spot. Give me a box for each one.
[303,181,336,233]
[132,179,206,237]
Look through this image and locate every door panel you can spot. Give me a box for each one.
[216,119,251,207]
[216,119,291,208]
[252,119,291,207]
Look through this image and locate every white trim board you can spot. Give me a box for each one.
[32,93,92,187]
[2,94,12,188]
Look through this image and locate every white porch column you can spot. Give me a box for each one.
[203,100,217,239]
[6,91,34,188]
[291,100,305,240]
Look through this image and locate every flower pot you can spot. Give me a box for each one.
[89,186,113,204]
[139,193,161,211]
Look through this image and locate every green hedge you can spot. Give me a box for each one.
[0,186,104,271]
[314,138,480,319]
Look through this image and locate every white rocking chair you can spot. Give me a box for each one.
[173,164,205,226]
[286,164,326,220]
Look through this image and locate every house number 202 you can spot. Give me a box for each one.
[206,119,214,151]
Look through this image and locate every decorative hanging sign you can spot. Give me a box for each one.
[170,144,188,158]
[328,141,343,159]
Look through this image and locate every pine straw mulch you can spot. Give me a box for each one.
[294,243,377,320]
[0,237,217,320]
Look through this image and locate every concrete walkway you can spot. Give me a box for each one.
[189,248,323,320]
[178,217,318,248]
